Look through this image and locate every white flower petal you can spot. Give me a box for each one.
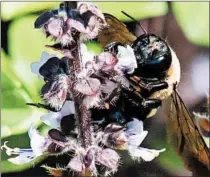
[1,141,21,156]
[41,101,75,129]
[30,62,40,75]
[28,124,50,156]
[125,119,148,147]
[67,156,84,172]
[60,101,75,117]
[8,151,36,164]
[96,148,120,170]
[41,112,62,129]
[40,51,50,64]
[30,52,58,79]
[127,118,144,135]
[80,43,95,68]
[129,147,166,162]
[116,45,137,74]
[127,131,148,147]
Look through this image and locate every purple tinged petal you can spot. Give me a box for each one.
[96,148,120,170]
[125,119,148,147]
[28,124,51,156]
[60,101,75,117]
[127,131,148,148]
[30,52,57,79]
[126,118,144,135]
[40,101,75,129]
[41,112,61,129]
[67,156,84,172]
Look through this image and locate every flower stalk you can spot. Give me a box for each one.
[1,2,166,177]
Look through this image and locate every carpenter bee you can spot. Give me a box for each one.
[95,12,210,176]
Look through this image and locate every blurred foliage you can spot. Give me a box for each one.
[95,2,168,21]
[1,2,60,21]
[8,15,53,97]
[1,1,209,174]
[1,50,45,138]
[151,139,186,175]
[173,2,209,47]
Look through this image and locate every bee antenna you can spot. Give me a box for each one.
[121,11,147,35]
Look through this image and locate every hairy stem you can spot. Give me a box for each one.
[66,37,92,148]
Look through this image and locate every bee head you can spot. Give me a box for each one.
[132,34,172,79]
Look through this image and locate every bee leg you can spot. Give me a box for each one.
[142,99,162,108]
[128,77,168,95]
[145,81,169,93]
[26,103,60,112]
[123,91,162,109]
[122,89,162,120]
[121,86,162,109]
[104,84,121,107]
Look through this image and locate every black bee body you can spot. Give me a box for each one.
[99,33,174,122]
[132,34,172,80]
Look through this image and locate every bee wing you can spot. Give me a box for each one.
[97,13,136,47]
[164,91,210,176]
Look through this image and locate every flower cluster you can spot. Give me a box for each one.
[35,1,106,46]
[2,2,165,177]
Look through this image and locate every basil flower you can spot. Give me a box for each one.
[41,101,75,129]
[39,56,71,111]
[67,146,120,176]
[1,124,51,164]
[125,119,165,161]
[115,45,137,74]
[31,51,57,79]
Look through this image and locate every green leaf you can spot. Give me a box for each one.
[1,50,33,104]
[1,50,46,138]
[8,15,56,100]
[1,2,61,21]
[2,89,32,109]
[1,50,23,90]
[96,2,168,21]
[1,108,45,138]
[172,2,209,46]
[1,2,168,22]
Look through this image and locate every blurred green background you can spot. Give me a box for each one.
[1,1,209,177]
